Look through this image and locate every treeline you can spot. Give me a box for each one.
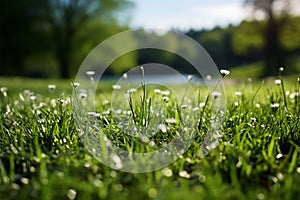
[186,17,300,75]
[135,17,300,76]
[1,0,300,78]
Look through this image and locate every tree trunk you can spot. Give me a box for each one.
[263,17,283,76]
[262,1,283,77]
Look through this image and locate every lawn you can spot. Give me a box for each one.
[0,72,299,200]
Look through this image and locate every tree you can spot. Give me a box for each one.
[0,0,38,76]
[39,0,134,78]
[245,0,294,76]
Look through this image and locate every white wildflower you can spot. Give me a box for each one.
[123,73,128,79]
[165,118,176,124]
[161,90,170,96]
[211,91,221,99]
[48,84,56,91]
[86,71,95,76]
[103,100,109,105]
[149,141,156,147]
[220,69,230,77]
[274,79,281,85]
[199,102,206,108]
[0,87,7,93]
[271,103,280,108]
[162,96,169,102]
[234,91,242,96]
[158,124,167,133]
[127,88,137,94]
[112,84,121,90]
[154,89,161,94]
[179,170,191,179]
[79,92,87,99]
[30,95,37,101]
[87,112,97,117]
[181,104,187,109]
[112,155,123,169]
[279,67,284,72]
[193,107,199,112]
[72,82,80,88]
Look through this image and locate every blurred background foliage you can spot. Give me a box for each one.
[0,0,300,79]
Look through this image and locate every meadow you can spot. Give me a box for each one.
[0,71,299,200]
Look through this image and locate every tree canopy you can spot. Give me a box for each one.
[0,0,135,78]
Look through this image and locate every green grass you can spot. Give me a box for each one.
[0,74,300,200]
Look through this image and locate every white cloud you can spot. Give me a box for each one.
[130,1,248,30]
[190,4,248,28]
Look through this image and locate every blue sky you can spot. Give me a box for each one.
[129,0,300,30]
[129,0,248,30]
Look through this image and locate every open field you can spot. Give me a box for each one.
[0,74,299,200]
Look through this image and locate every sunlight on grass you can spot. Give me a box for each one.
[0,72,299,199]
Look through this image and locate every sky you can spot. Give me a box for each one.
[129,0,300,31]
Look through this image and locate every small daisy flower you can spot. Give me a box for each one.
[127,88,137,94]
[271,103,280,108]
[79,92,87,99]
[166,118,176,124]
[187,75,193,81]
[0,87,7,93]
[48,84,56,91]
[199,102,205,108]
[103,100,109,105]
[181,104,187,109]
[212,91,221,99]
[161,90,170,96]
[162,96,169,102]
[220,69,230,77]
[123,73,128,79]
[112,84,121,90]
[279,67,284,72]
[193,107,199,112]
[274,79,281,85]
[234,91,242,96]
[154,89,161,94]
[179,170,191,179]
[72,82,80,88]
[86,71,95,76]
[158,124,167,133]
[30,95,37,101]
[87,112,97,117]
